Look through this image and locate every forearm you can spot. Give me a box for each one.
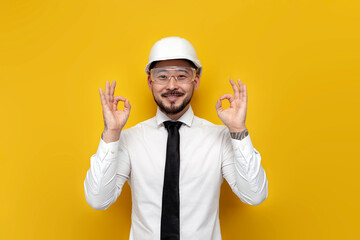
[101,129,121,143]
[84,137,128,210]
[230,133,268,205]
[222,127,268,205]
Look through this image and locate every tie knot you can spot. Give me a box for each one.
[163,121,182,131]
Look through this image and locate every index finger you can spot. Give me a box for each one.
[230,79,240,99]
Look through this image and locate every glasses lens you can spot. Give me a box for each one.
[151,67,195,84]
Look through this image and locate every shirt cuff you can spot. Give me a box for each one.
[231,134,254,160]
[96,137,120,162]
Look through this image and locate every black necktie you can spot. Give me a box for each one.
[161,121,182,240]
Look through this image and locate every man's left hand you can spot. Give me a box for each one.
[216,79,247,132]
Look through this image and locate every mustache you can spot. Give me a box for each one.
[161,91,184,97]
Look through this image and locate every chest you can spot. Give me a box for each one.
[127,127,224,186]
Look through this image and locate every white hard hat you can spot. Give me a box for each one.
[145,36,202,76]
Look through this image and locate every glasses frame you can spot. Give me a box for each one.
[149,66,197,85]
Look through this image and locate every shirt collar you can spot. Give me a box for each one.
[155,105,194,128]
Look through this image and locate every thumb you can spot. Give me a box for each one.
[113,96,125,111]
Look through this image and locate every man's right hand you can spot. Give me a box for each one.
[99,80,131,143]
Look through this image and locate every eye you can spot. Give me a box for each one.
[177,74,187,80]
[157,75,167,79]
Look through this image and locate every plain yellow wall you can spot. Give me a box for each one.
[1,0,359,239]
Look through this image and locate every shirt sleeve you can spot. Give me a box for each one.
[221,129,268,205]
[84,132,131,210]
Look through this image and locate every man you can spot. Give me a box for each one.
[84,36,268,240]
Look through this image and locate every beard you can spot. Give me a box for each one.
[152,89,194,115]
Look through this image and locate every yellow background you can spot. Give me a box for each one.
[1,0,359,239]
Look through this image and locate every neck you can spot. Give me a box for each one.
[163,104,190,121]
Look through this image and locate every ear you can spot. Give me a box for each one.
[193,74,200,91]
[147,75,153,91]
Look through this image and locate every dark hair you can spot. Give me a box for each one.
[149,59,198,73]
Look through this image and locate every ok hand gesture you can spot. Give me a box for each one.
[215,79,247,132]
[99,80,131,141]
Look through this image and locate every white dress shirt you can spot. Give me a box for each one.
[84,106,268,240]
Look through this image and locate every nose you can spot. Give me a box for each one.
[167,75,178,89]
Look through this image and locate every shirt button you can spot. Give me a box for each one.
[234,146,238,150]
[241,146,245,151]
[111,150,114,154]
